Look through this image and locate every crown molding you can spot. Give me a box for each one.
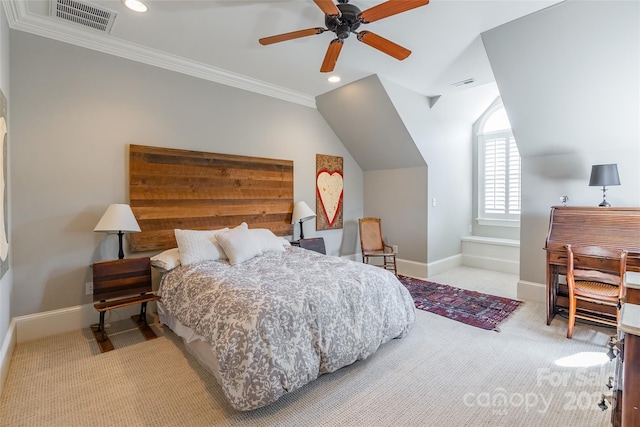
[2,0,316,109]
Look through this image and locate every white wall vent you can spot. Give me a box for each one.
[49,0,117,33]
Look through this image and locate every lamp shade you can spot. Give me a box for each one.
[291,201,316,224]
[589,164,620,187]
[94,204,141,233]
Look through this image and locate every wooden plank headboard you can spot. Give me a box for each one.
[129,144,294,252]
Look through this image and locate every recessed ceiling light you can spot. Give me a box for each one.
[328,76,341,83]
[123,0,147,13]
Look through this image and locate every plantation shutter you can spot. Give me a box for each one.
[483,135,520,216]
[508,137,521,215]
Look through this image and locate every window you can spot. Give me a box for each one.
[478,104,521,224]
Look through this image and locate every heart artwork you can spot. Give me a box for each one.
[316,170,344,227]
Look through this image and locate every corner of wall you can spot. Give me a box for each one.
[0,318,16,399]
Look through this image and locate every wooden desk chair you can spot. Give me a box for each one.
[358,217,397,276]
[565,244,628,339]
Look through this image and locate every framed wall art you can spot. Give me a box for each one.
[316,154,343,231]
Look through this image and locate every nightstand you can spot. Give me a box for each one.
[91,257,160,352]
[297,237,326,255]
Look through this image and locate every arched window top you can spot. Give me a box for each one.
[481,105,512,133]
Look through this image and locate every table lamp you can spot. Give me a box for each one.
[94,204,141,259]
[292,201,316,240]
[589,164,620,207]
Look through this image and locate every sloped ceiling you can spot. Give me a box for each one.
[316,74,425,171]
[482,1,639,158]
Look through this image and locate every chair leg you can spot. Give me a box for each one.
[567,296,576,339]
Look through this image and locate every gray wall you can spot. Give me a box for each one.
[317,73,478,267]
[483,1,640,285]
[363,167,428,263]
[381,78,474,264]
[9,31,363,317]
[316,74,429,264]
[0,2,11,350]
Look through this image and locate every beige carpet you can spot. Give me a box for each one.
[0,268,614,426]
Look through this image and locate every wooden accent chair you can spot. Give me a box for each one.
[358,217,397,276]
[565,244,628,339]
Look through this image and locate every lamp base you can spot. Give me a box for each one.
[117,231,125,259]
[598,186,611,207]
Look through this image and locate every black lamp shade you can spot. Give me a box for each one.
[589,164,620,187]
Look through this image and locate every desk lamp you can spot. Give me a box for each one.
[589,164,620,207]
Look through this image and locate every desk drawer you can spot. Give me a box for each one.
[550,251,623,272]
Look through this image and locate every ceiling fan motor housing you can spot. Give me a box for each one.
[325,3,362,40]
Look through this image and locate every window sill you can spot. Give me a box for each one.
[476,218,520,228]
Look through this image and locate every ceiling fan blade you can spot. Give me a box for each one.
[313,0,341,16]
[360,0,429,23]
[357,31,411,60]
[320,39,343,73]
[259,28,326,45]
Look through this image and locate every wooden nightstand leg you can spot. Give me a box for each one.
[132,302,158,341]
[91,310,115,353]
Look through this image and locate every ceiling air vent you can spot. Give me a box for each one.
[50,0,117,33]
[451,78,476,88]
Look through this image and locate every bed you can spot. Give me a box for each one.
[129,145,415,411]
[152,227,415,411]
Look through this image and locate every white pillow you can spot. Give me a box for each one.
[150,247,181,272]
[174,228,229,266]
[250,228,290,254]
[216,223,261,265]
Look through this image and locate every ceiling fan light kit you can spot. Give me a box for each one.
[259,0,429,73]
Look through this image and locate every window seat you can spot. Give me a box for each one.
[461,236,520,274]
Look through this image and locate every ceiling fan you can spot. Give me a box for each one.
[259,0,429,73]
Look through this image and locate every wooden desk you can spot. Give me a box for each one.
[544,206,640,325]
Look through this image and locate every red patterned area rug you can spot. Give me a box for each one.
[398,275,523,332]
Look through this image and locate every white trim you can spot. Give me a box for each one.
[461,236,520,274]
[14,303,142,343]
[0,319,16,399]
[426,254,462,277]
[517,280,545,303]
[462,254,519,275]
[397,258,428,278]
[1,0,316,109]
[475,218,520,228]
[461,235,520,247]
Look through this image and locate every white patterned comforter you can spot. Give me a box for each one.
[158,246,415,411]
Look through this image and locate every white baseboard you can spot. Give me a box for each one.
[397,258,428,278]
[462,254,519,275]
[0,318,16,399]
[427,254,462,277]
[461,236,519,274]
[14,303,142,343]
[517,280,545,303]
